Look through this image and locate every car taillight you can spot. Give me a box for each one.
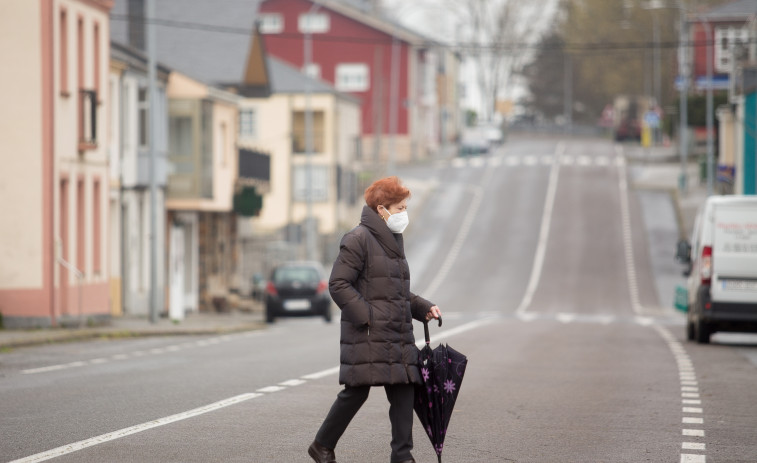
[266,281,278,296]
[316,280,328,295]
[700,245,712,285]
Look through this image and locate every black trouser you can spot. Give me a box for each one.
[315,384,415,463]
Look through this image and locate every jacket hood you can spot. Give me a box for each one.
[360,205,404,259]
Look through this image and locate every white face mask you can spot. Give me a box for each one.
[380,206,409,234]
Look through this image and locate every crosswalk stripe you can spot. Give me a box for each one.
[441,155,626,169]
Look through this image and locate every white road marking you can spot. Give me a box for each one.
[653,325,707,462]
[451,158,466,168]
[616,145,644,314]
[7,393,262,463]
[279,379,306,387]
[505,156,520,166]
[556,313,576,324]
[470,157,485,168]
[516,312,538,322]
[523,155,538,166]
[256,386,285,393]
[516,142,564,315]
[301,367,340,380]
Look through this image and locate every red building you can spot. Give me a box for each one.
[258,0,458,164]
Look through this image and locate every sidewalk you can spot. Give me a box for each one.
[624,142,709,311]
[0,303,266,350]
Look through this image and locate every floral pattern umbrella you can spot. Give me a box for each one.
[414,319,468,463]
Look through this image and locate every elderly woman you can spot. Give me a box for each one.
[308,177,442,463]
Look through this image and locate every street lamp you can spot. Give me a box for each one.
[303,1,320,261]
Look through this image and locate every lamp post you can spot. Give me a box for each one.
[699,15,715,196]
[303,2,320,261]
[678,3,690,194]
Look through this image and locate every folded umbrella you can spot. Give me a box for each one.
[414,318,468,463]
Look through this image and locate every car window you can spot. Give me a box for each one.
[274,267,320,284]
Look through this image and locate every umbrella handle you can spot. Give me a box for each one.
[423,316,442,345]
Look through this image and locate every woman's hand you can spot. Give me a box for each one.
[425,305,442,321]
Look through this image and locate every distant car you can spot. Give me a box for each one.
[265,262,332,323]
[479,123,505,146]
[677,196,757,343]
[459,127,490,156]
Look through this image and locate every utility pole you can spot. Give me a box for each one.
[564,54,572,135]
[679,5,689,194]
[303,2,319,262]
[388,33,400,175]
[702,16,714,196]
[146,0,159,323]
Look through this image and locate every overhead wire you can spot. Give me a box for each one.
[109,14,741,54]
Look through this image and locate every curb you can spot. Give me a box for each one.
[0,322,266,350]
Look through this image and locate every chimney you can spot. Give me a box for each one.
[127,0,146,51]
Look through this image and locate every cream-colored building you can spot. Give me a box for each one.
[0,0,114,328]
[238,57,363,242]
[166,71,249,313]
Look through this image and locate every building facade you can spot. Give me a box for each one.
[0,0,114,328]
[258,0,454,164]
[109,42,170,316]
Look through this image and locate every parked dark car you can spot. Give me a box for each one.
[265,262,332,323]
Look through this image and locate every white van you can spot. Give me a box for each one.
[677,196,757,343]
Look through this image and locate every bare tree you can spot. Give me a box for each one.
[450,0,553,121]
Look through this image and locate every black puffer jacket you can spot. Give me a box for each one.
[329,205,434,387]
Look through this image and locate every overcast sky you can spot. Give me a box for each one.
[381,0,560,115]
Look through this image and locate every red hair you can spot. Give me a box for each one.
[364,176,411,210]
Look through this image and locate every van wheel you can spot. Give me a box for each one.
[695,318,711,344]
[686,320,695,341]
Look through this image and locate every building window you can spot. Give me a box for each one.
[298,12,329,33]
[138,87,148,147]
[714,26,749,74]
[335,63,369,92]
[60,8,68,95]
[93,22,100,96]
[79,89,98,148]
[220,122,228,167]
[170,115,194,159]
[293,165,329,202]
[292,110,325,154]
[259,13,283,34]
[303,63,321,79]
[239,109,257,138]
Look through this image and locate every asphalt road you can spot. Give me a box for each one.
[2,136,757,463]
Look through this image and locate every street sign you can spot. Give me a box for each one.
[644,110,660,129]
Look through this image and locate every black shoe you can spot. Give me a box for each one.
[308,440,336,463]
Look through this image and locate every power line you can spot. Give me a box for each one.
[109,14,745,54]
